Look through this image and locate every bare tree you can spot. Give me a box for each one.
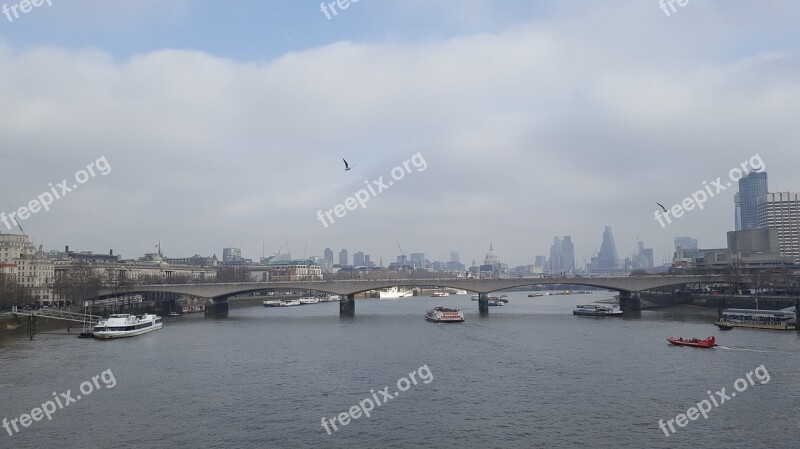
[0,273,34,308]
[52,261,103,306]
[216,266,249,283]
[722,258,742,296]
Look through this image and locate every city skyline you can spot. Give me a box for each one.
[2,2,800,268]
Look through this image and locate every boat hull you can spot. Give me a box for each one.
[425,316,464,323]
[572,310,622,316]
[93,323,163,339]
[713,320,796,331]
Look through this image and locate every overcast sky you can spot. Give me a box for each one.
[1,1,799,267]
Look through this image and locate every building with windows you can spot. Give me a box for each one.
[263,259,323,281]
[1,233,55,304]
[757,192,800,262]
[222,247,242,262]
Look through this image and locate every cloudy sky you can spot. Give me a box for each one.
[1,0,799,268]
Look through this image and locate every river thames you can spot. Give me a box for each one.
[1,291,798,448]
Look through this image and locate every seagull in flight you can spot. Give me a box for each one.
[343,158,357,171]
[656,202,667,212]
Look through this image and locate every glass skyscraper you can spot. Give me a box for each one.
[736,172,768,230]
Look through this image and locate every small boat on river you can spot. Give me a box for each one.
[667,336,716,348]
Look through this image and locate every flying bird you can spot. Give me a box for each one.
[656,202,667,212]
[343,158,357,171]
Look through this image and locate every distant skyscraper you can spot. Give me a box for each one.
[674,237,699,251]
[339,249,348,265]
[561,236,575,273]
[549,237,562,273]
[641,248,654,270]
[737,171,768,230]
[324,248,334,263]
[353,251,365,266]
[757,192,800,262]
[597,226,618,270]
[534,255,546,268]
[410,253,425,266]
[450,251,460,263]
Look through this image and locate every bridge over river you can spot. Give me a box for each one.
[98,275,710,316]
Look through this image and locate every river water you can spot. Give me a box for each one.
[1,291,798,448]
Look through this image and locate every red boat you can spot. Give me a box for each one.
[667,336,716,348]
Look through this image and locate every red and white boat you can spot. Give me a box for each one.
[667,336,716,348]
[431,292,449,297]
[425,306,464,323]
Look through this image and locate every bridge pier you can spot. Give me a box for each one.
[478,293,489,314]
[619,292,641,312]
[340,294,355,316]
[204,301,229,318]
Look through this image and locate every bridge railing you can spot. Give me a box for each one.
[11,306,101,324]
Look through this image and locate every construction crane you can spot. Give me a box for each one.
[396,240,406,262]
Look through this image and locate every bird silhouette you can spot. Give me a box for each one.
[656,202,667,212]
[343,158,357,171]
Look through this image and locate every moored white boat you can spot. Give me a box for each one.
[280,299,301,307]
[298,297,320,305]
[378,287,414,299]
[263,300,282,307]
[93,314,163,339]
[572,304,622,316]
[431,291,449,297]
[454,290,468,295]
[425,306,465,323]
[471,294,480,301]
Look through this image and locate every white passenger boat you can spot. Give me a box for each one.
[471,294,480,301]
[280,299,301,307]
[572,304,622,316]
[488,297,504,306]
[298,297,320,305]
[320,295,340,302]
[378,287,414,299]
[263,300,282,307]
[714,306,796,330]
[454,290,468,295]
[93,314,163,339]
[425,306,465,323]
